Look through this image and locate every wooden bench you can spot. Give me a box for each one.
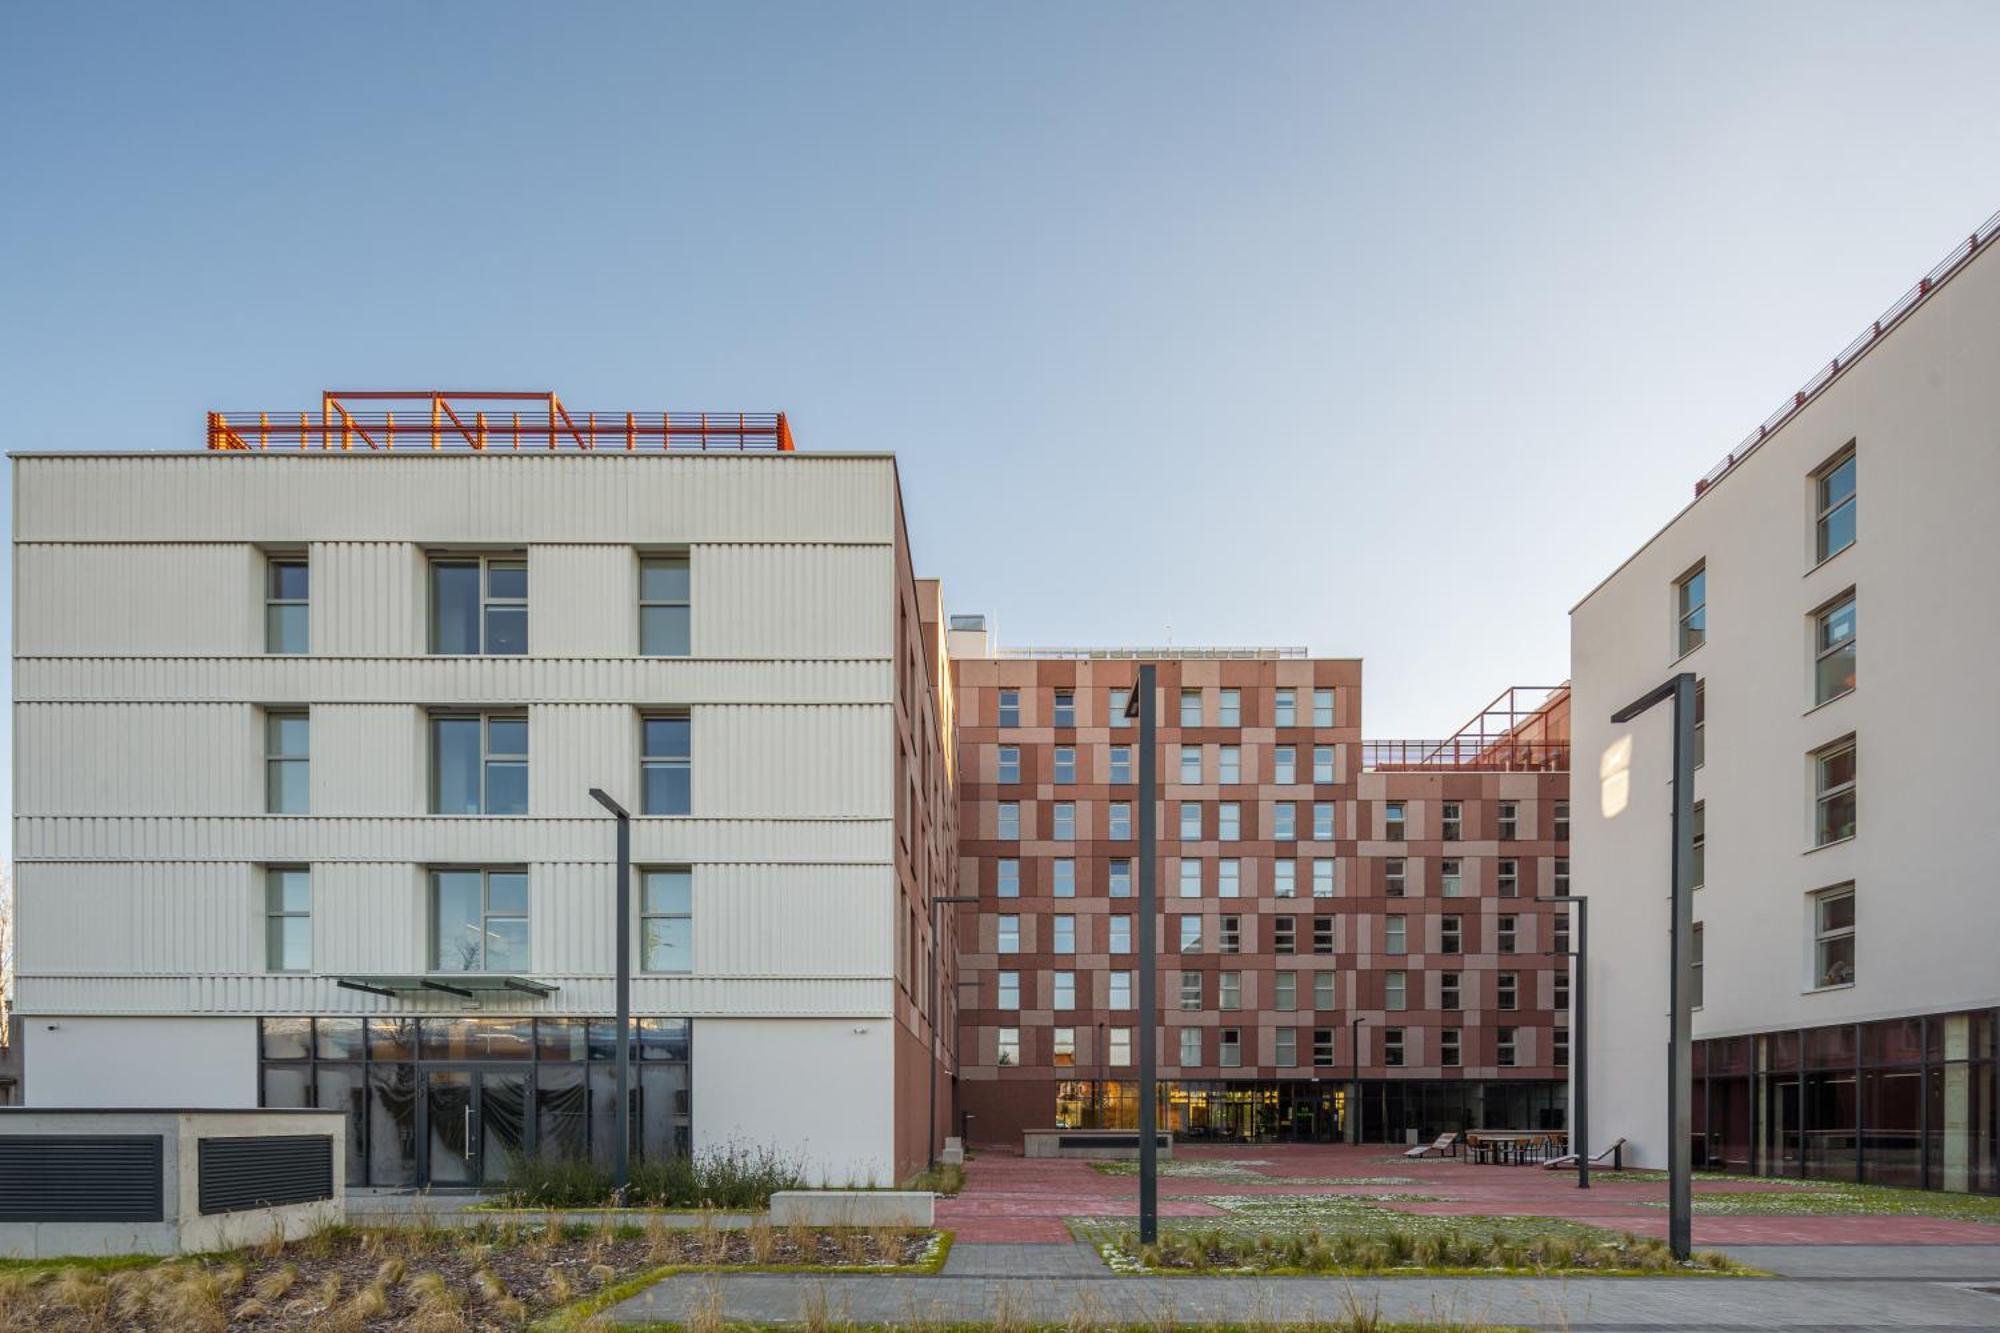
[1403,1131,1459,1159]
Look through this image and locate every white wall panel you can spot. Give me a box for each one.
[529,705,638,818]
[311,705,425,815]
[694,864,893,977]
[15,454,897,545]
[16,704,260,815]
[693,545,894,659]
[529,546,637,656]
[696,705,893,817]
[694,1019,896,1185]
[15,861,258,974]
[310,541,424,655]
[26,1018,259,1109]
[313,862,426,974]
[15,544,261,655]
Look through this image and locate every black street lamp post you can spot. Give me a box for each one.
[587,787,633,1200]
[1349,1016,1366,1144]
[1538,893,1590,1189]
[1123,665,1160,1243]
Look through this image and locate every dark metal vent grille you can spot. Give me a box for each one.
[1055,1134,1170,1150]
[0,1135,164,1222]
[198,1135,334,1215]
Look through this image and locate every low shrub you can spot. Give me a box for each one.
[496,1142,805,1210]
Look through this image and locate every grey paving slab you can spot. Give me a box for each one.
[940,1242,1109,1277]
[606,1270,2000,1329]
[1717,1244,2000,1280]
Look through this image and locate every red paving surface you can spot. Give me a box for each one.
[935,1142,2000,1245]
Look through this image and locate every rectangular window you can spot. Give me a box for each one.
[1110,915,1133,953]
[1815,446,1856,563]
[640,868,692,973]
[1312,859,1335,898]
[1312,916,1334,955]
[1441,1029,1462,1068]
[1313,1028,1335,1067]
[1273,917,1296,955]
[1052,1028,1075,1068]
[1110,746,1133,784]
[1385,915,1406,955]
[1441,801,1462,841]
[1691,803,1706,888]
[1180,690,1203,727]
[1180,972,1203,1011]
[1497,858,1519,898]
[997,746,1021,784]
[1053,690,1076,728]
[1676,564,1707,657]
[1219,971,1242,1010]
[1497,1027,1518,1068]
[997,689,1021,728]
[1178,916,1201,952]
[1053,859,1076,897]
[1694,679,1707,768]
[1313,688,1335,727]
[1219,689,1241,727]
[1274,689,1296,727]
[1109,971,1133,1009]
[1218,803,1241,841]
[1385,970,1406,1011]
[1497,914,1517,955]
[1554,912,1571,955]
[1179,1028,1202,1066]
[1815,885,1856,987]
[1440,972,1461,1011]
[265,556,309,654]
[1814,737,1857,846]
[432,868,528,972]
[1814,593,1857,705]
[1109,859,1132,897]
[1052,915,1076,954]
[1555,971,1571,1011]
[1109,688,1132,728]
[1555,1028,1570,1068]
[265,710,310,814]
[996,1028,1020,1066]
[1052,970,1076,1010]
[1273,803,1296,840]
[1313,971,1335,1010]
[1691,923,1704,1008]
[1497,971,1518,1011]
[1179,803,1203,839]
[1109,1028,1133,1067]
[1554,857,1570,894]
[1179,861,1202,898]
[1554,800,1570,842]
[266,867,311,972]
[1273,860,1296,898]
[998,802,1020,840]
[1383,1028,1405,1068]
[1218,1028,1241,1068]
[1441,914,1462,955]
[1313,746,1335,783]
[1220,915,1242,954]
[997,971,1019,1009]
[640,714,690,816]
[1313,803,1334,840]
[998,859,1020,897]
[1219,746,1241,784]
[1180,746,1203,785]
[1274,745,1297,784]
[1053,802,1076,840]
[639,555,691,656]
[997,914,1020,954]
[1497,801,1519,841]
[1274,1028,1297,1067]
[1440,858,1463,898]
[431,554,526,655]
[1110,803,1132,840]
[1384,801,1406,841]
[1384,858,1406,898]
[1218,859,1241,898]
[1274,971,1297,1010]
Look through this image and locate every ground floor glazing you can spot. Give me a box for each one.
[257,1015,691,1189]
[1051,1077,1567,1144]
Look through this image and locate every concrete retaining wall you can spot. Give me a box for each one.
[767,1190,934,1227]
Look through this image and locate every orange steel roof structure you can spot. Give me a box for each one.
[207,390,795,453]
[1363,684,1571,773]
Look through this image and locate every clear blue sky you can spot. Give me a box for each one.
[5,2,1999,849]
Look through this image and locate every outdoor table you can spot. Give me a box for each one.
[1463,1130,1567,1165]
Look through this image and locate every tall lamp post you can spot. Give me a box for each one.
[1537,893,1589,1188]
[928,894,980,1165]
[1122,664,1159,1243]
[1348,1016,1366,1144]
[587,787,634,1201]
[1609,672,1696,1260]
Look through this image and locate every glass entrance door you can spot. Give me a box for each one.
[426,1071,475,1186]
[425,1068,531,1187]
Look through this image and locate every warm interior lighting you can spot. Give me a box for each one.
[1599,735,1632,819]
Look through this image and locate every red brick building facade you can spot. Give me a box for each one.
[947,630,1570,1147]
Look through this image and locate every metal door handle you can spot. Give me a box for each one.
[465,1103,473,1151]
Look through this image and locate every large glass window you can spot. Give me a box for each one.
[1274,746,1296,785]
[639,555,690,656]
[1052,914,1076,954]
[1313,746,1335,783]
[997,971,1019,1008]
[1052,971,1076,1010]
[1053,802,1075,840]
[1053,691,1076,727]
[1180,746,1202,785]
[1219,689,1241,727]
[1108,688,1131,728]
[640,868,692,973]
[266,867,311,972]
[1385,915,1406,955]
[1385,970,1406,1011]
[266,556,309,654]
[1815,885,1856,987]
[1179,1028,1202,1066]
[1313,688,1335,727]
[266,710,309,814]
[998,802,1020,840]
[1312,803,1334,840]
[1109,915,1132,953]
[1814,593,1857,704]
[432,714,528,815]
[997,859,1020,897]
[1440,858,1463,898]
[1179,690,1202,727]
[997,746,1020,784]
[1109,859,1131,897]
[997,690,1020,728]
[1384,801,1407,841]
[432,555,526,655]
[1054,747,1077,783]
[1676,564,1707,656]
[1218,803,1240,840]
[996,1029,1019,1066]
[432,868,529,972]
[1274,689,1296,727]
[1219,746,1241,784]
[1815,447,1856,562]
[996,914,1020,953]
[1441,800,1462,841]
[1052,1028,1075,1067]
[642,714,692,816]
[1814,736,1856,846]
[1273,860,1295,897]
[1109,1028,1133,1067]
[1108,971,1132,1009]
[1109,746,1132,784]
[1274,971,1297,1010]
[1109,803,1131,839]
[1053,859,1076,897]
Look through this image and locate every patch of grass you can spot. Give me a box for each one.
[1636,1176,2000,1222]
[904,1162,967,1195]
[1089,1160,1421,1188]
[0,1253,160,1279]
